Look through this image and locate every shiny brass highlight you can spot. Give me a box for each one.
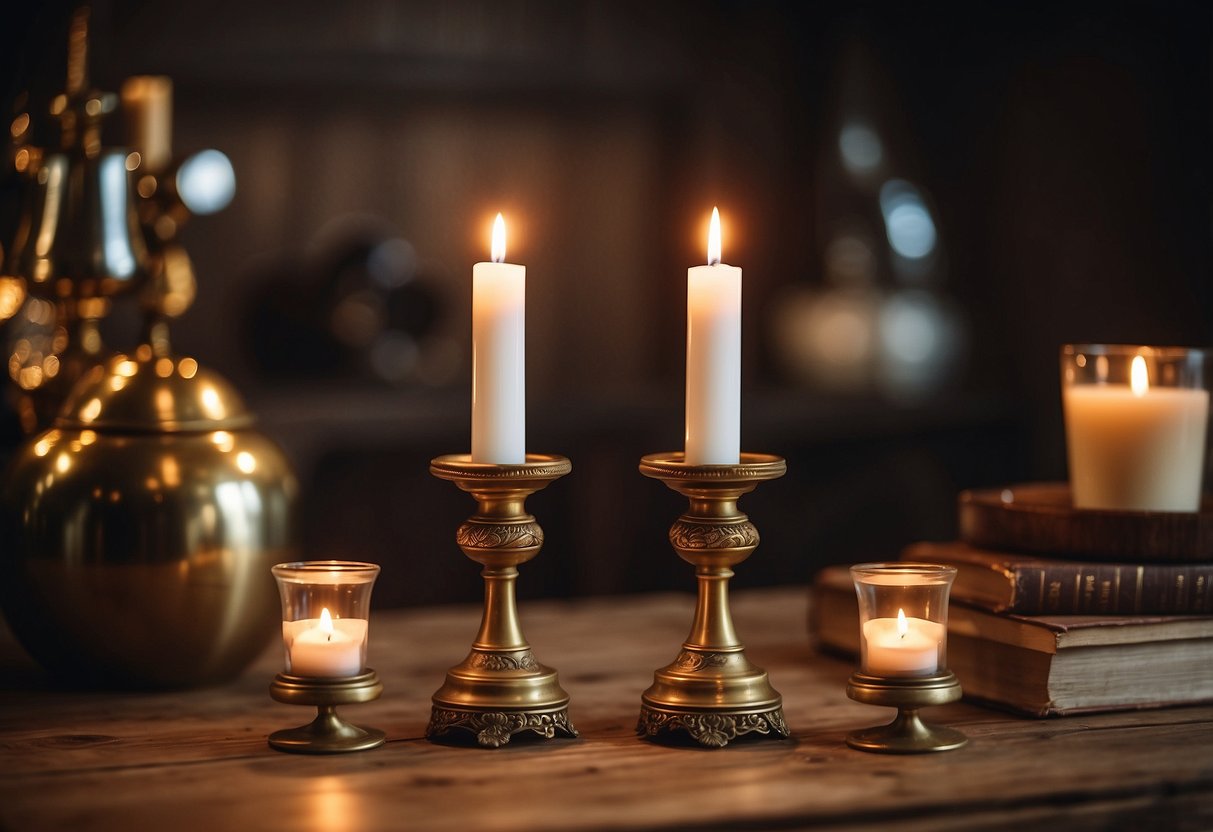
[426,454,577,748]
[0,347,296,688]
[636,452,790,748]
[845,670,968,753]
[269,671,386,754]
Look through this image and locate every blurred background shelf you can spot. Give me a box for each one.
[249,384,1026,606]
[2,0,1208,607]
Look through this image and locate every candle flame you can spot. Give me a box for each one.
[707,206,722,266]
[896,608,908,638]
[1130,354,1149,397]
[320,607,334,641]
[491,212,506,264]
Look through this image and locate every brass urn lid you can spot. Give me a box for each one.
[56,343,253,432]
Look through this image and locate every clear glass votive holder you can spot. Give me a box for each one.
[272,561,380,678]
[851,563,956,678]
[1061,344,1210,513]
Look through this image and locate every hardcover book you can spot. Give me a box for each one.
[902,540,1213,615]
[809,564,1213,717]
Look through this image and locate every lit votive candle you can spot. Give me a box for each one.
[1062,345,1210,513]
[851,563,956,678]
[861,609,944,676]
[284,608,367,677]
[272,561,380,679]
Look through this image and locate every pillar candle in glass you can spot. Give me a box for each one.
[685,207,741,465]
[471,213,525,464]
[272,561,380,678]
[851,563,955,678]
[1062,344,1210,512]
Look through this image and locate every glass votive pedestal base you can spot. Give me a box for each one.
[268,670,385,753]
[846,670,967,753]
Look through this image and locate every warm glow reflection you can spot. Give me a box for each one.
[235,451,256,474]
[707,206,722,266]
[308,776,360,832]
[80,398,102,423]
[210,430,234,452]
[0,277,24,321]
[200,386,222,418]
[178,357,198,379]
[490,213,506,264]
[156,357,174,378]
[156,389,175,421]
[161,456,180,487]
[55,452,71,473]
[1131,355,1149,397]
[115,359,138,378]
[896,608,908,637]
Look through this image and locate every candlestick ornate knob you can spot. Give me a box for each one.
[426,454,577,748]
[845,563,967,753]
[636,452,790,748]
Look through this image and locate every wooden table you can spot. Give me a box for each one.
[3,587,1211,831]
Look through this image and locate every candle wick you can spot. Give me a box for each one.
[708,255,721,267]
[326,633,332,643]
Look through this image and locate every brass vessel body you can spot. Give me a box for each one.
[426,454,577,748]
[269,671,385,754]
[846,670,968,753]
[0,350,296,688]
[636,452,791,748]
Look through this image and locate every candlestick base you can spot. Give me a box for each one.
[268,670,385,754]
[636,452,790,748]
[845,670,968,753]
[427,454,578,749]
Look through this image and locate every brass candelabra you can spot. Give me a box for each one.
[636,452,790,748]
[426,454,578,748]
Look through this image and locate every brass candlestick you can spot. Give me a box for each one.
[636,451,790,748]
[846,671,967,753]
[269,671,386,753]
[426,454,578,748]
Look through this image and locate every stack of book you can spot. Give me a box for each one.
[810,483,1213,717]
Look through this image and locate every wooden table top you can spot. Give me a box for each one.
[3,587,1211,831]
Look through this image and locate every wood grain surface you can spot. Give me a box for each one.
[2,588,1211,831]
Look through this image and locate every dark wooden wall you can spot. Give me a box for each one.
[2,1,1209,606]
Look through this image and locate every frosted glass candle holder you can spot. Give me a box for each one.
[272,561,380,678]
[851,563,955,678]
[1061,344,1210,513]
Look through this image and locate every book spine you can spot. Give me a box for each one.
[1011,564,1213,614]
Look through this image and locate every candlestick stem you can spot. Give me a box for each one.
[636,452,790,748]
[690,566,739,648]
[476,566,525,649]
[427,454,578,748]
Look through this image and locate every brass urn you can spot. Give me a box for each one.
[0,340,296,688]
